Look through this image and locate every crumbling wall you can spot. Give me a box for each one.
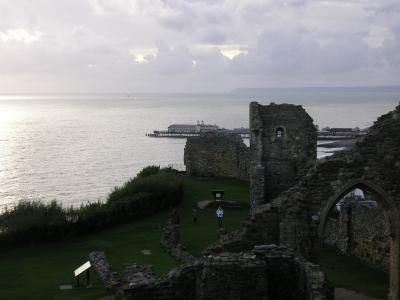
[89,251,120,290]
[160,224,195,264]
[117,245,333,300]
[249,102,317,209]
[324,203,390,272]
[208,103,400,272]
[184,132,249,180]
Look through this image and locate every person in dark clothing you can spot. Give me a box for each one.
[170,208,180,225]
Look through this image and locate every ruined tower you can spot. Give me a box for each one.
[250,102,317,209]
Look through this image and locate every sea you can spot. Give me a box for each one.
[0,91,398,209]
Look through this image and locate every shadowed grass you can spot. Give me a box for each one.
[320,245,388,299]
[0,176,389,300]
[0,176,250,300]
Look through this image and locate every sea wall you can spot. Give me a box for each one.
[184,132,249,180]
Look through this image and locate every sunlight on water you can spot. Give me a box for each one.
[0,93,398,208]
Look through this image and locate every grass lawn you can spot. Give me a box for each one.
[0,176,250,300]
[320,246,388,299]
[0,175,390,300]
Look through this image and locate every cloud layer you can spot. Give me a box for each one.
[0,0,399,93]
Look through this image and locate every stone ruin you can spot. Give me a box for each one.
[90,102,400,299]
[160,223,195,264]
[116,245,332,300]
[250,102,317,209]
[324,201,390,272]
[89,251,120,290]
[208,102,400,299]
[184,132,249,180]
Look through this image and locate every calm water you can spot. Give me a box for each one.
[0,93,398,208]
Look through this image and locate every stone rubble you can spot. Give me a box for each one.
[117,244,333,300]
[88,251,120,291]
[160,224,195,264]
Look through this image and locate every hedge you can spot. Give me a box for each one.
[0,167,183,247]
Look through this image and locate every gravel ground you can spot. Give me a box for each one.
[335,288,382,300]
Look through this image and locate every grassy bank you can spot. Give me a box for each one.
[0,176,250,300]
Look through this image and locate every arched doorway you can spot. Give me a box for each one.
[318,180,400,300]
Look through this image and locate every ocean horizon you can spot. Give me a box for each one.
[0,91,399,209]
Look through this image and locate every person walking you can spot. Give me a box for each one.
[192,207,198,223]
[216,206,224,228]
[170,208,180,225]
[169,208,180,245]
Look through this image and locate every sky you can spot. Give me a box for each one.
[0,0,399,93]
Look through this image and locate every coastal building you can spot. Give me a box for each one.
[168,124,197,134]
[168,121,219,134]
[329,127,360,136]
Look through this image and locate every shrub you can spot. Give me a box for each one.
[0,201,66,233]
[136,165,160,178]
[107,172,182,204]
[0,201,68,244]
[0,166,183,247]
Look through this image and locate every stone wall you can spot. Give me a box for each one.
[160,224,195,264]
[184,132,249,180]
[205,103,400,299]
[89,251,120,290]
[249,102,317,209]
[117,244,333,300]
[324,203,390,272]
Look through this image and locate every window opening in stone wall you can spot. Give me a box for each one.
[276,127,284,139]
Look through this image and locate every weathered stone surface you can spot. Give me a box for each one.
[324,202,390,272]
[117,245,332,300]
[249,102,317,209]
[160,224,195,264]
[88,251,120,290]
[209,103,400,299]
[111,103,400,300]
[184,132,249,180]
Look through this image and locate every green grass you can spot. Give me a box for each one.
[320,246,389,299]
[0,176,250,300]
[0,176,390,300]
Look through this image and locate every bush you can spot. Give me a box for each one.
[0,201,66,233]
[107,172,182,204]
[0,166,183,247]
[0,201,68,244]
[136,165,160,178]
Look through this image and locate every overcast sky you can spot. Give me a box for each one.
[0,0,399,93]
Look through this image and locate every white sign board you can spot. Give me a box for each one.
[74,261,91,277]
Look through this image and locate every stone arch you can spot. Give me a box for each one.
[317,179,400,300]
[318,179,397,237]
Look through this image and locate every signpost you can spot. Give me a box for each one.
[74,261,91,287]
[212,190,225,201]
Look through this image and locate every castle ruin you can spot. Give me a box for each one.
[184,132,249,180]
[250,102,317,209]
[208,102,400,299]
[94,102,400,300]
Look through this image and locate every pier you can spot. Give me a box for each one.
[146,129,365,140]
[146,129,250,139]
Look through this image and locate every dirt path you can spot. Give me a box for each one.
[335,288,382,300]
